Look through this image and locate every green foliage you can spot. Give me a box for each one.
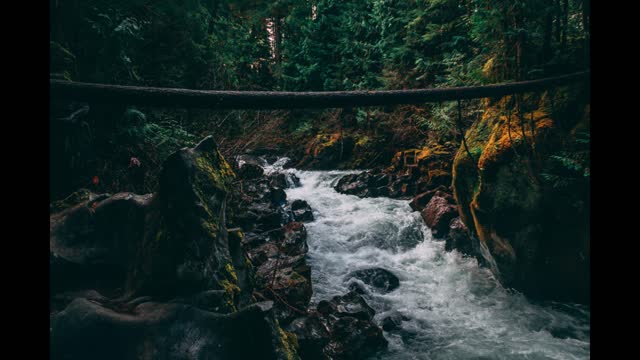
[52,0,589,90]
[541,131,590,189]
[279,0,383,91]
[118,108,197,161]
[420,102,457,135]
[50,0,590,198]
[355,109,381,127]
[293,120,314,136]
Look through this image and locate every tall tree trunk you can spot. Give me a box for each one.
[513,7,525,80]
[554,0,561,44]
[516,34,523,80]
[273,17,281,65]
[561,0,568,52]
[582,0,590,67]
[542,1,553,64]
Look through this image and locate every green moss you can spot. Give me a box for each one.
[277,326,299,360]
[219,279,241,312]
[224,263,238,283]
[201,218,220,235]
[193,150,235,194]
[191,151,234,244]
[244,256,254,271]
[355,135,369,147]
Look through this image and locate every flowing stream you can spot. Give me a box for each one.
[265,160,590,360]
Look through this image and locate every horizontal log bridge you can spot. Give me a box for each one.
[50,71,589,110]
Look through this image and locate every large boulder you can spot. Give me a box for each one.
[50,191,152,294]
[317,291,376,321]
[420,194,458,238]
[289,199,314,222]
[445,217,475,256]
[50,298,299,360]
[269,173,289,188]
[345,268,400,294]
[125,136,245,306]
[287,314,331,360]
[452,93,590,304]
[408,185,448,211]
[334,169,392,198]
[380,311,410,332]
[287,291,387,360]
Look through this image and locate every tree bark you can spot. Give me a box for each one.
[542,0,553,63]
[582,0,590,67]
[272,17,281,64]
[554,0,562,44]
[50,71,590,110]
[561,0,569,52]
[513,7,526,80]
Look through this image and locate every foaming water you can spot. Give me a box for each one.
[264,161,590,359]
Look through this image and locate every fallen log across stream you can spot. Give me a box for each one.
[50,71,589,110]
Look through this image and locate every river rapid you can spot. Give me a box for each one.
[264,160,590,360]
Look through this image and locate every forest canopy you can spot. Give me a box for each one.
[51,0,589,91]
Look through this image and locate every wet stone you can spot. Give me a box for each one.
[346,268,400,293]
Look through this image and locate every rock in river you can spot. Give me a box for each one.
[345,268,400,293]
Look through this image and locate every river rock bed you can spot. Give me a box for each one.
[228,155,390,358]
[49,137,589,360]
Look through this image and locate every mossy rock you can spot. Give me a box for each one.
[126,136,241,300]
[51,298,300,360]
[452,94,589,303]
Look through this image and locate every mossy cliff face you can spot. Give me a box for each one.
[452,92,589,304]
[126,136,240,300]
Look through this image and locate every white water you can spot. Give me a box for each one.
[264,161,590,360]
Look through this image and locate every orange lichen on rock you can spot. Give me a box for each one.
[307,133,342,157]
[477,109,554,169]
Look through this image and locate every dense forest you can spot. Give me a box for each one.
[50,0,589,197]
[50,1,590,359]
